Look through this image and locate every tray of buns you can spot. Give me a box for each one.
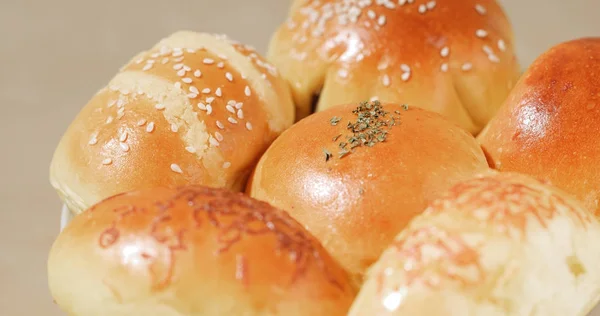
[48,1,600,315]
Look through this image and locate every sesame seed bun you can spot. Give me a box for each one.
[48,186,356,316]
[49,31,295,215]
[267,0,521,134]
[247,101,489,282]
[477,37,600,216]
[349,172,600,316]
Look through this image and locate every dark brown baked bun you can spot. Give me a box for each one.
[49,31,295,215]
[349,172,600,316]
[267,0,521,134]
[478,37,600,216]
[48,186,356,316]
[247,101,489,282]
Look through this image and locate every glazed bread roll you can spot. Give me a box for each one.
[268,0,521,133]
[248,101,489,282]
[478,38,600,216]
[349,172,600,316]
[49,31,295,215]
[48,186,356,316]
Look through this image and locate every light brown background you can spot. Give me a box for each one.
[1,0,599,315]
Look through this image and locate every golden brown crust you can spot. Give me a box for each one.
[49,31,295,215]
[478,37,600,216]
[268,0,521,133]
[248,102,489,281]
[349,172,600,316]
[48,186,356,316]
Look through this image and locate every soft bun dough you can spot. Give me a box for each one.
[248,101,489,282]
[47,186,356,316]
[49,31,295,215]
[268,0,521,133]
[349,172,600,316]
[478,37,600,216]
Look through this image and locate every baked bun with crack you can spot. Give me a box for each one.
[247,101,489,283]
[267,0,521,134]
[478,37,600,216]
[49,31,295,215]
[48,185,356,316]
[349,172,600,316]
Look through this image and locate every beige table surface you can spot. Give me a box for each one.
[1,0,599,315]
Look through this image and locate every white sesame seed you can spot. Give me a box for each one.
[135,58,144,64]
[217,62,225,68]
[215,132,224,142]
[237,109,244,119]
[427,1,436,9]
[378,15,386,26]
[206,104,213,115]
[222,162,231,169]
[102,158,112,165]
[194,70,202,77]
[215,88,222,97]
[108,100,116,107]
[440,46,450,57]
[225,72,233,82]
[146,59,156,64]
[226,105,235,113]
[170,163,183,174]
[119,131,128,142]
[142,63,153,71]
[216,120,225,129]
[245,86,251,96]
[172,50,183,57]
[228,117,238,124]
[198,102,207,110]
[189,86,199,95]
[202,88,211,94]
[183,65,191,71]
[218,54,228,60]
[177,69,186,77]
[475,4,487,15]
[441,63,449,72]
[462,63,473,71]
[498,39,507,52]
[382,74,390,86]
[206,97,215,104]
[187,48,196,53]
[476,29,488,38]
[182,78,192,84]
[116,112,124,120]
[173,56,184,63]
[171,123,179,132]
[185,146,197,153]
[120,142,130,152]
[155,103,165,110]
[174,82,182,90]
[209,136,219,147]
[146,122,155,133]
[400,64,411,72]
[173,63,184,70]
[482,45,494,55]
[137,119,147,126]
[203,58,214,65]
[246,122,253,131]
[401,72,411,81]
[161,57,169,64]
[488,54,500,63]
[88,134,98,145]
[106,116,114,124]
[338,69,349,78]
[235,102,243,109]
[418,4,426,13]
[159,46,170,55]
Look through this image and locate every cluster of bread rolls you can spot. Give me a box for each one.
[48,1,600,315]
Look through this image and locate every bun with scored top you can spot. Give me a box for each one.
[49,31,295,215]
[48,185,356,316]
[248,101,489,283]
[478,37,600,216]
[349,172,600,316]
[267,0,521,134]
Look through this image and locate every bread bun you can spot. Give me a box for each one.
[478,38,600,215]
[48,186,356,316]
[349,172,600,316]
[267,0,521,133]
[247,101,489,282]
[49,31,295,215]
